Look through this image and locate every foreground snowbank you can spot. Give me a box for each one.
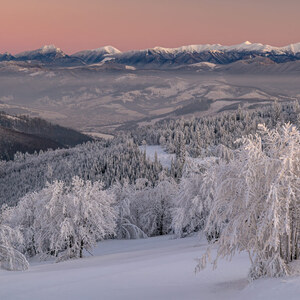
[0,235,299,300]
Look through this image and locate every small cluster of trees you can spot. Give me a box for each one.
[0,174,179,270]
[1,177,116,268]
[113,175,177,238]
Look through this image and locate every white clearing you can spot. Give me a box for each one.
[0,235,299,300]
[139,145,175,169]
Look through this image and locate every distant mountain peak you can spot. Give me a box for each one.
[15,45,66,59]
[97,46,121,54]
[40,45,62,53]
[75,46,121,55]
[70,46,121,64]
[286,43,300,54]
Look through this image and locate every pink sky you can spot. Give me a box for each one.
[1,0,299,54]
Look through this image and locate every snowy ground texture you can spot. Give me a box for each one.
[0,235,299,300]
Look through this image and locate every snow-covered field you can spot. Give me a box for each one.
[0,235,299,300]
[139,145,175,168]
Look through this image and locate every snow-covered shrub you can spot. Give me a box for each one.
[3,194,37,257]
[137,176,177,236]
[0,207,29,271]
[112,175,177,238]
[198,123,300,280]
[111,181,147,239]
[11,177,116,262]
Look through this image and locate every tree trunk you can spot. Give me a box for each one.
[80,240,84,258]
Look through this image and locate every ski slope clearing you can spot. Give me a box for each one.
[0,235,299,300]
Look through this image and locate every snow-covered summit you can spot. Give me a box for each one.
[104,41,300,67]
[2,41,300,66]
[147,41,297,54]
[74,46,121,55]
[96,46,121,54]
[15,45,66,58]
[71,46,121,64]
[40,44,63,54]
[282,42,300,54]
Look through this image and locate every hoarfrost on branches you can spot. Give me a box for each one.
[198,123,300,280]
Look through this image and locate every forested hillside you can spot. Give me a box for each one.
[0,112,92,160]
[131,101,300,156]
[0,126,62,161]
[0,101,299,282]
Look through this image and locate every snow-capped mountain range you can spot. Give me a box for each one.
[1,42,300,67]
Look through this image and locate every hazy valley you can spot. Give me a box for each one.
[1,48,300,136]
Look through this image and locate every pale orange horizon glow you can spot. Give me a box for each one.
[1,0,299,54]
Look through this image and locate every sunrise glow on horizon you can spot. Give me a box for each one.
[1,0,299,54]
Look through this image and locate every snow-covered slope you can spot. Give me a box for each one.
[139,145,175,168]
[15,45,66,60]
[72,46,121,64]
[0,235,299,300]
[141,41,300,55]
[14,45,84,65]
[0,52,14,62]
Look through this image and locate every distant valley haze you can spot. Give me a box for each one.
[1,0,299,134]
[0,40,299,135]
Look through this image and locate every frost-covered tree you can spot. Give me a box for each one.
[111,181,147,239]
[31,177,116,261]
[138,175,177,236]
[172,157,219,238]
[2,194,37,257]
[198,123,300,279]
[111,175,177,238]
[0,207,29,271]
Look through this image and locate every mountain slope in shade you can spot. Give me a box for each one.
[13,45,85,65]
[0,126,63,161]
[0,52,14,62]
[72,46,121,64]
[15,45,66,61]
[0,112,92,160]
